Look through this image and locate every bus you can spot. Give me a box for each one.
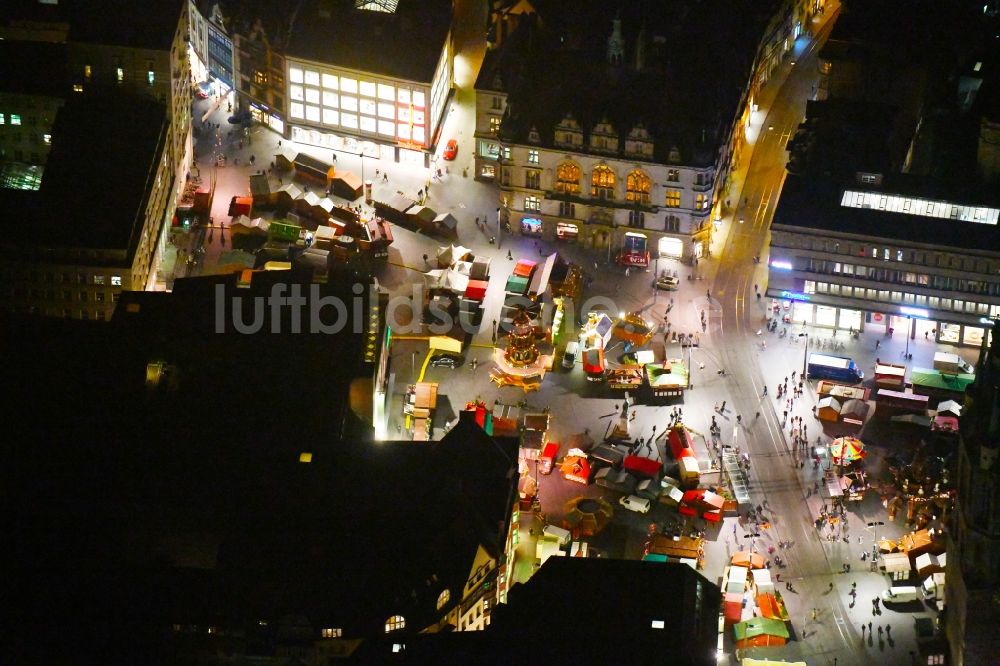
[807,353,864,383]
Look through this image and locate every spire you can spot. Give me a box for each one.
[607,11,624,66]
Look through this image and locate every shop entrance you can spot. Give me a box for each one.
[658,236,683,258]
[839,309,862,332]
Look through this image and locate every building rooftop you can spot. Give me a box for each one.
[772,174,1000,252]
[486,0,781,166]
[0,0,184,50]
[0,40,68,98]
[0,88,168,254]
[277,0,452,83]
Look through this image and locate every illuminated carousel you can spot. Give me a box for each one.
[489,310,553,392]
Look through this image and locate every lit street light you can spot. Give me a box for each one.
[867,520,885,565]
[798,332,809,378]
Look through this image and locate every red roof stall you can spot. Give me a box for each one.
[539,442,559,475]
[583,346,605,382]
[724,593,743,626]
[623,455,661,479]
[512,259,537,278]
[668,425,696,460]
[464,279,488,302]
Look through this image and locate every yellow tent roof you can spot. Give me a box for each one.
[428,335,462,354]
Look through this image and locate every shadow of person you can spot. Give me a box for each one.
[868,634,874,647]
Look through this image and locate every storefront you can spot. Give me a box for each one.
[521,218,543,237]
[815,305,837,328]
[658,236,683,258]
[555,221,579,242]
[838,308,862,332]
[251,103,285,134]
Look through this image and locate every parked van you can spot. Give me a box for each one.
[562,341,580,369]
[933,352,973,376]
[619,495,651,514]
[880,586,920,604]
[542,524,571,546]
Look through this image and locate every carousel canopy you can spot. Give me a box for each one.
[829,436,866,463]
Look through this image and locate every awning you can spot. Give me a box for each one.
[428,336,462,355]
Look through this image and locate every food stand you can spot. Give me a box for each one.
[646,359,688,398]
[607,367,643,390]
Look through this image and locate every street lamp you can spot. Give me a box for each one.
[798,332,809,378]
[867,520,885,564]
[904,315,911,358]
[744,531,761,553]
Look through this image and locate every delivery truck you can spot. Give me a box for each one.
[807,353,864,383]
[933,352,974,376]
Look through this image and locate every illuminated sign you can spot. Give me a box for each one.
[770,260,793,271]
[899,307,929,318]
[780,290,811,301]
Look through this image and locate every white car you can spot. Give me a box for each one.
[619,494,651,514]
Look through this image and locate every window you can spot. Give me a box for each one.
[524,195,540,212]
[437,589,451,610]
[665,215,680,233]
[147,70,155,85]
[116,67,124,83]
[525,170,540,189]
[111,275,122,287]
[492,96,502,110]
[340,77,358,93]
[666,169,679,182]
[290,103,305,119]
[625,169,650,204]
[11,114,22,126]
[360,80,376,97]
[79,292,88,302]
[84,65,92,79]
[93,275,106,286]
[43,134,51,144]
[527,149,539,164]
[489,116,500,134]
[0,113,4,124]
[628,210,645,227]
[305,70,320,86]
[591,165,615,199]
[385,615,406,633]
[665,190,681,207]
[559,202,575,217]
[322,73,338,89]
[555,162,580,194]
[896,250,903,262]
[695,193,709,210]
[290,67,304,83]
[322,628,342,639]
[95,292,106,303]
[503,146,511,160]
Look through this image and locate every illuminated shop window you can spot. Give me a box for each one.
[290,103,304,119]
[322,73,338,89]
[378,83,394,100]
[378,102,394,119]
[304,70,320,86]
[341,113,358,129]
[323,91,339,108]
[290,85,304,101]
[306,105,320,122]
[397,88,410,104]
[305,88,320,104]
[290,67,304,83]
[360,116,376,132]
[323,109,339,125]
[341,77,357,93]
[378,120,394,136]
[341,96,358,112]
[360,80,376,97]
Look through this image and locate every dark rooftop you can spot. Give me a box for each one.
[0,40,68,97]
[772,174,1000,252]
[488,0,780,166]
[1,0,184,50]
[0,88,168,254]
[279,0,452,83]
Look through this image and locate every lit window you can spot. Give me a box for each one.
[111,275,122,286]
[84,65,92,79]
[385,615,406,633]
[147,70,155,85]
[625,169,651,204]
[304,70,320,86]
[665,189,681,207]
[378,102,394,119]
[322,627,342,638]
[667,169,679,182]
[323,91,339,108]
[305,105,320,122]
[323,109,339,125]
[290,85,304,101]
[341,113,358,129]
[556,162,580,193]
[525,195,541,212]
[305,88,320,104]
[116,67,124,83]
[696,193,709,210]
[503,147,511,159]
[290,103,304,119]
[340,77,357,93]
[377,83,394,100]
[528,149,539,164]
[436,589,450,610]
[11,114,22,126]
[0,114,4,124]
[360,99,376,115]
[489,116,500,134]
[73,84,83,92]
[378,119,394,136]
[592,165,616,199]
[360,80,376,97]
[360,116,376,132]
[397,123,410,139]
[412,91,425,107]
[290,67,304,84]
[43,134,52,144]
[93,275,106,286]
[413,126,425,144]
[397,88,410,104]
[321,73,338,89]
[340,95,358,112]
[651,620,665,629]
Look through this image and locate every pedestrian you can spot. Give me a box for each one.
[862,624,866,636]
[383,172,388,182]
[507,250,513,260]
[829,582,834,591]
[737,414,742,423]
[876,339,881,350]
[783,410,788,421]
[878,625,883,636]
[625,267,630,277]
[868,621,872,634]
[721,400,727,412]
[375,168,380,178]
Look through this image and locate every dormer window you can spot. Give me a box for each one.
[668,145,681,163]
[590,119,618,153]
[527,126,541,144]
[625,124,654,158]
[554,113,583,148]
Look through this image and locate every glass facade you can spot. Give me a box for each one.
[288,63,433,147]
